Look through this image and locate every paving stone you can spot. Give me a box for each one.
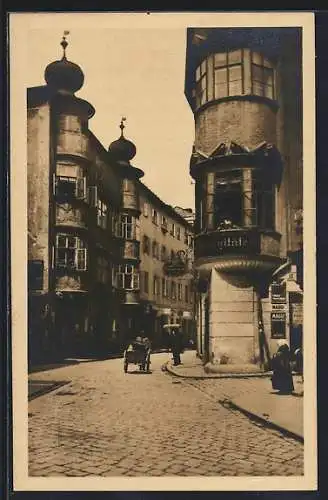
[28,353,304,477]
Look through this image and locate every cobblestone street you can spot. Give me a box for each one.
[28,353,303,477]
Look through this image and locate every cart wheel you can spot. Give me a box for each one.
[124,360,128,373]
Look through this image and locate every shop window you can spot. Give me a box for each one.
[55,234,87,271]
[97,199,108,229]
[114,264,139,290]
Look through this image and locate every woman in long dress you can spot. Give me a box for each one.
[271,341,294,394]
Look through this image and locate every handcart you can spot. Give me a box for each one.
[123,341,151,373]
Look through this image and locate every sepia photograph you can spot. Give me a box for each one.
[9,11,316,491]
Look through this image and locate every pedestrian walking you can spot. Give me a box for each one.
[170,328,183,366]
[271,340,294,394]
[294,347,303,382]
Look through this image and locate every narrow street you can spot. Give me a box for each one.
[28,353,303,477]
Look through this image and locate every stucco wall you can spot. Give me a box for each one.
[195,99,277,154]
[27,104,50,291]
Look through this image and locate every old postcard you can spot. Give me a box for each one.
[9,11,316,491]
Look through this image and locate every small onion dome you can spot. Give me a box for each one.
[44,33,84,94]
[108,118,137,162]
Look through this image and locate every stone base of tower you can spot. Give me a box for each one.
[203,267,263,374]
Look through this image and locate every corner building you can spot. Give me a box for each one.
[185,28,303,372]
[27,36,195,363]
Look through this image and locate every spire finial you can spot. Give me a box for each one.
[61,30,70,59]
[120,117,127,137]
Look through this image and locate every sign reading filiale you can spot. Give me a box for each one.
[195,230,260,259]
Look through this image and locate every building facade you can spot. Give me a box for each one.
[138,186,195,348]
[27,35,195,364]
[184,28,303,372]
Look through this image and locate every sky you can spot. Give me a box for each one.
[25,21,196,209]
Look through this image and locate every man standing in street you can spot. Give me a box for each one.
[170,328,183,366]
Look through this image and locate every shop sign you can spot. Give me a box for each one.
[271,303,287,311]
[271,311,286,339]
[292,303,303,326]
[271,282,287,304]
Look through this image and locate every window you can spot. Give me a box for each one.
[195,50,275,109]
[152,209,158,225]
[195,58,207,108]
[214,50,243,99]
[214,171,243,228]
[214,170,275,230]
[117,214,136,239]
[153,275,160,296]
[171,281,177,300]
[178,283,183,301]
[171,250,176,261]
[55,234,87,271]
[161,245,167,261]
[96,256,109,283]
[170,223,176,237]
[176,226,181,240]
[97,199,108,229]
[184,230,189,245]
[28,260,44,291]
[162,278,169,298]
[143,235,150,254]
[114,264,139,290]
[185,285,189,303]
[143,203,149,217]
[54,175,86,201]
[152,240,159,259]
[161,215,168,230]
[143,271,149,294]
[251,52,274,99]
[189,284,193,303]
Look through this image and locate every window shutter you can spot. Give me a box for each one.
[76,248,87,271]
[52,173,57,196]
[76,176,86,200]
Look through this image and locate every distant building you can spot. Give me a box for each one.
[185,27,303,372]
[138,186,195,347]
[27,35,195,364]
[173,206,196,226]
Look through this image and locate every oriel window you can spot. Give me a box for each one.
[55,234,87,271]
[214,171,243,228]
[114,264,139,290]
